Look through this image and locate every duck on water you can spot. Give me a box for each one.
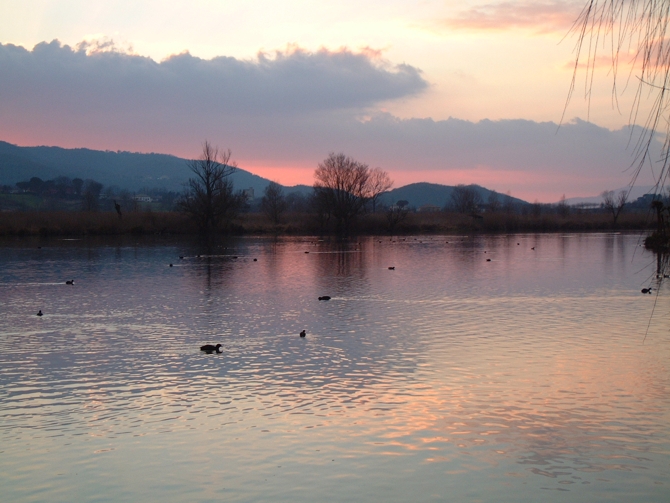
[200,344,222,353]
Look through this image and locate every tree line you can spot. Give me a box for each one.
[6,175,179,213]
[180,145,393,235]
[10,176,104,211]
[9,142,668,234]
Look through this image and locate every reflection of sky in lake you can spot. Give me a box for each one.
[0,233,668,502]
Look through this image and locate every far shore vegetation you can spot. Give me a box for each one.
[1,146,669,248]
[0,196,662,239]
[0,209,655,240]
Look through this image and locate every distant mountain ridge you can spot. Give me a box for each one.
[0,141,528,207]
[0,141,271,195]
[379,182,528,209]
[562,185,657,206]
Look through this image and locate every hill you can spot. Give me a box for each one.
[379,182,528,209]
[0,141,271,195]
[563,185,656,206]
[0,141,528,207]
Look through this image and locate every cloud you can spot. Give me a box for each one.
[0,40,428,119]
[231,113,658,198]
[441,1,583,34]
[0,39,660,201]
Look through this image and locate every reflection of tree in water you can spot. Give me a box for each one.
[173,237,422,394]
[4,234,666,498]
[182,238,240,294]
[314,240,368,287]
[655,251,669,279]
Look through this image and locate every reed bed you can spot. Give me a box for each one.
[0,209,655,237]
[0,210,192,236]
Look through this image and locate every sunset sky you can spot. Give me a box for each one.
[0,0,663,201]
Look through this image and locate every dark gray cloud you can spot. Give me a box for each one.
[225,112,658,191]
[0,40,427,119]
[0,40,660,200]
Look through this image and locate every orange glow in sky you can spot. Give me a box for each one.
[0,1,662,201]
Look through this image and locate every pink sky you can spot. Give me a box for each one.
[0,1,662,201]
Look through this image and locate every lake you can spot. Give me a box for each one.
[0,233,668,502]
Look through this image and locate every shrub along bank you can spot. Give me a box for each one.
[0,209,655,237]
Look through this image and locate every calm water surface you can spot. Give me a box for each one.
[0,233,668,502]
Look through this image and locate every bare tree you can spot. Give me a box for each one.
[314,153,390,234]
[557,194,570,217]
[366,167,393,213]
[81,180,103,212]
[261,181,288,225]
[72,178,84,197]
[450,184,482,214]
[569,1,670,191]
[502,191,516,214]
[386,204,409,233]
[531,200,542,218]
[310,187,332,232]
[487,191,501,213]
[179,141,243,232]
[285,192,308,213]
[601,190,628,226]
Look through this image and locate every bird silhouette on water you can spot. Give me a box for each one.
[200,344,222,353]
[65,280,74,285]
[641,288,652,294]
[37,310,43,316]
[318,296,331,301]
[300,330,306,338]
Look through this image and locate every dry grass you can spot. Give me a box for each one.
[0,210,192,236]
[358,211,653,235]
[0,209,655,237]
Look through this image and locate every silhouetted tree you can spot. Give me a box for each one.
[651,200,666,236]
[179,141,243,233]
[261,181,288,224]
[503,191,516,214]
[487,191,501,213]
[557,194,570,217]
[117,189,138,213]
[531,200,542,218]
[386,205,409,233]
[570,1,670,190]
[285,192,308,213]
[450,184,482,214]
[16,177,46,194]
[54,176,72,198]
[81,180,103,211]
[313,152,390,234]
[72,178,84,197]
[367,167,393,213]
[601,190,628,226]
[310,187,332,232]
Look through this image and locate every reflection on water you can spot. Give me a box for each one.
[0,233,668,502]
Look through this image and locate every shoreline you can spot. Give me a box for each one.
[0,209,656,238]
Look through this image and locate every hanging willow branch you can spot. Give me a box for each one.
[567,0,670,192]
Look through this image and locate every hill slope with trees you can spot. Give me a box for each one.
[0,141,530,209]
